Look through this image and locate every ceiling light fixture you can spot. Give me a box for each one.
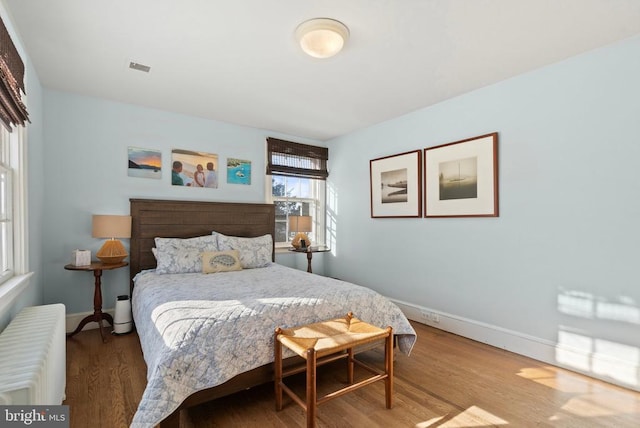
[295,18,349,59]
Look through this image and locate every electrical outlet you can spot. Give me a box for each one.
[419,310,440,323]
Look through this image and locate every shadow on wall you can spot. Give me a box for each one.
[556,287,639,390]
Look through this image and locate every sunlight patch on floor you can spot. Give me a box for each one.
[415,406,508,427]
[518,366,596,393]
[518,365,640,421]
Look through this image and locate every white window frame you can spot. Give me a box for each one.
[0,124,31,313]
[267,175,326,249]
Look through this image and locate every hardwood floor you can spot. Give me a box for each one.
[64,321,640,427]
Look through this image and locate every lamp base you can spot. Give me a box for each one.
[291,233,311,250]
[96,239,128,264]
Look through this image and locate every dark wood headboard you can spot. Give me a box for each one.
[129,199,275,289]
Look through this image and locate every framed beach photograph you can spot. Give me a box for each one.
[424,132,498,217]
[171,149,219,188]
[370,150,422,218]
[227,158,251,185]
[128,147,161,179]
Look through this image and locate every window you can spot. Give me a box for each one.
[271,176,325,246]
[0,123,30,313]
[266,138,328,248]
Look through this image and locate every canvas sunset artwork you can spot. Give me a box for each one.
[128,147,162,179]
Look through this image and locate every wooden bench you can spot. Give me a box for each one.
[274,312,393,427]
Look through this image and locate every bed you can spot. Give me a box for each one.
[129,198,417,428]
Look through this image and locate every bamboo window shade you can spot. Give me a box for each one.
[0,17,28,131]
[266,137,328,180]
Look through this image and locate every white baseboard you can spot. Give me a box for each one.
[390,298,640,393]
[65,309,114,333]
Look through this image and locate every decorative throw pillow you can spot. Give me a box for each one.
[201,250,242,274]
[217,233,272,269]
[154,235,219,274]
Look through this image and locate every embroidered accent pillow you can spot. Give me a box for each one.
[201,250,242,274]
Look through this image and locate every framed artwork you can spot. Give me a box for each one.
[370,150,422,218]
[127,147,161,179]
[424,132,498,217]
[227,158,251,185]
[171,149,219,188]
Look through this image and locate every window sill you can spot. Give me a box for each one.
[0,272,34,314]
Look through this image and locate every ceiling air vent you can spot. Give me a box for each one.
[129,61,151,73]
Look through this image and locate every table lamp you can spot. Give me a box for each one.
[92,215,132,263]
[289,215,312,249]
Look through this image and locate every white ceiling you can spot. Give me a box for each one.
[5,0,640,141]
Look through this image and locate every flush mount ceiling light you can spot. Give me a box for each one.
[295,18,349,59]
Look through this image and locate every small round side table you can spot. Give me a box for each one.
[64,261,128,342]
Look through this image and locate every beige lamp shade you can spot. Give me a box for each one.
[92,215,131,263]
[289,215,312,249]
[289,215,312,233]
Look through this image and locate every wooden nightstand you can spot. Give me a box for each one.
[288,246,330,273]
[65,261,128,342]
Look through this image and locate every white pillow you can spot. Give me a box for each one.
[217,233,272,269]
[154,235,219,274]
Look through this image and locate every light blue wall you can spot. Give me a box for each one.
[41,91,320,313]
[0,1,45,329]
[326,35,640,388]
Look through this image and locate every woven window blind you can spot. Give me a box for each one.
[0,17,28,131]
[266,137,328,180]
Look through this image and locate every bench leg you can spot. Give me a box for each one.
[274,328,283,411]
[306,348,317,428]
[348,347,354,384]
[385,328,394,409]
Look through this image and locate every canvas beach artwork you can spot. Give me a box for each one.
[128,147,162,179]
[171,149,219,188]
[227,158,251,185]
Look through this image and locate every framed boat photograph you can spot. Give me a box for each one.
[424,133,498,217]
[370,150,422,218]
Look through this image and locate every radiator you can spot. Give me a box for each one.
[0,303,66,405]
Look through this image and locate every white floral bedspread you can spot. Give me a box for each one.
[131,263,417,427]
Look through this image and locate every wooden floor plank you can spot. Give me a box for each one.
[64,321,640,427]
